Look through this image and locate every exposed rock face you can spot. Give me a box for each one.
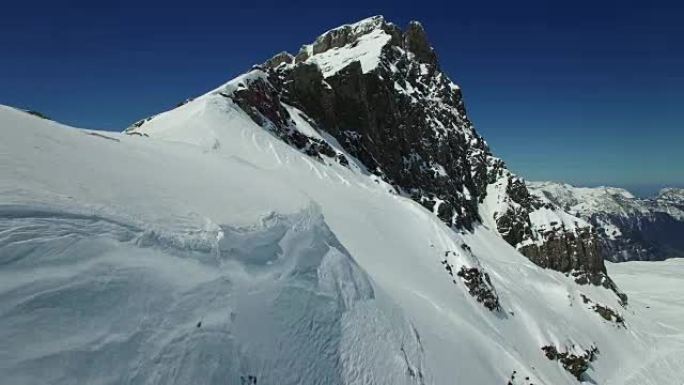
[262,17,612,281]
[456,266,501,311]
[130,16,615,285]
[580,294,625,327]
[481,167,612,284]
[267,17,489,229]
[220,76,343,162]
[521,227,603,275]
[528,182,684,262]
[403,21,437,65]
[263,51,294,70]
[440,249,501,312]
[489,177,606,276]
[541,345,599,380]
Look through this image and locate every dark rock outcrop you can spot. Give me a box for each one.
[269,18,484,229]
[541,345,599,380]
[456,266,501,311]
[25,110,50,119]
[520,226,603,275]
[263,51,294,70]
[222,78,342,162]
[484,172,614,287]
[441,251,501,312]
[580,294,626,327]
[403,21,437,65]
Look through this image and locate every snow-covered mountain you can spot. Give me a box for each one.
[1,15,683,385]
[129,16,613,289]
[528,181,684,262]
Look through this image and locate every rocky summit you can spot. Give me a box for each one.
[129,16,617,290]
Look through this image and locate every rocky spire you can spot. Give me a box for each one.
[283,16,437,68]
[292,16,393,62]
[263,51,294,70]
[403,21,438,65]
[228,17,621,297]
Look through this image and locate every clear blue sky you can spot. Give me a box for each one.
[2,0,682,192]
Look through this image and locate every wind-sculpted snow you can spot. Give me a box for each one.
[0,203,428,385]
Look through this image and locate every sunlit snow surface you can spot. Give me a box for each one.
[1,104,683,385]
[304,28,392,77]
[607,260,684,383]
[298,15,392,78]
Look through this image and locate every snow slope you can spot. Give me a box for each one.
[608,259,684,384]
[1,104,683,384]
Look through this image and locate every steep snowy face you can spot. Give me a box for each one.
[5,100,684,385]
[128,17,611,289]
[528,182,684,261]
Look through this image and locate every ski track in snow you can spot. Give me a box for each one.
[1,102,683,385]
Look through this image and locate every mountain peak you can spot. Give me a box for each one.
[404,20,437,64]
[291,15,397,70]
[263,16,438,76]
[132,16,618,292]
[658,187,684,202]
[307,15,391,52]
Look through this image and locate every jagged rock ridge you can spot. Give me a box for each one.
[129,16,615,287]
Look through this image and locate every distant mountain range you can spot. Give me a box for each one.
[528,182,684,261]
